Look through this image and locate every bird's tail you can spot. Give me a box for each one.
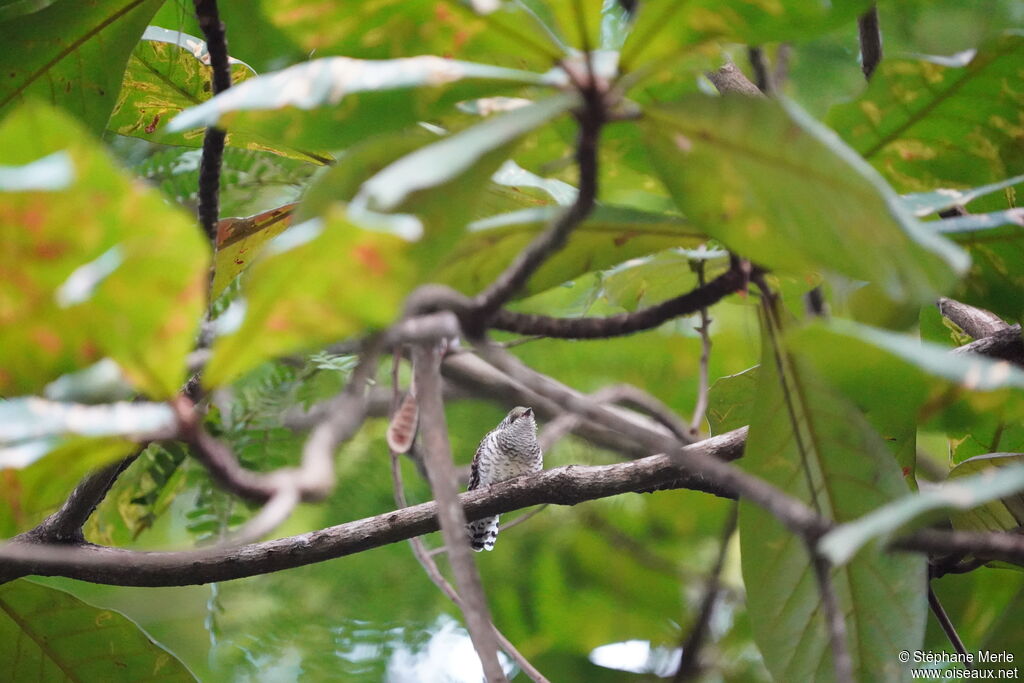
[467,515,500,552]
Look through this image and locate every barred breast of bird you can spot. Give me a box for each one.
[467,406,542,552]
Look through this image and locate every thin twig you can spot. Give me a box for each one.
[928,585,970,662]
[812,555,854,683]
[858,5,883,80]
[673,505,737,681]
[412,344,507,683]
[690,261,712,437]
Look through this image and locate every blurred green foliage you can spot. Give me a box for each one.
[1,0,1023,681]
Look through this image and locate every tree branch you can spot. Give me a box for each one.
[705,62,764,97]
[937,298,1010,340]
[928,585,969,661]
[813,555,854,683]
[673,504,736,681]
[471,94,604,324]
[490,264,746,340]
[951,326,1024,366]
[0,430,747,587]
[192,0,233,244]
[390,449,548,682]
[412,344,507,683]
[857,5,883,80]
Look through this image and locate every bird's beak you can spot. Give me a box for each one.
[524,407,533,417]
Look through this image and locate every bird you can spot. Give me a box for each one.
[466,406,542,551]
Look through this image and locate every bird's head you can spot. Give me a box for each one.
[501,406,536,431]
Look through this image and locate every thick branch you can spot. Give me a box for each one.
[490,265,745,339]
[951,326,1024,366]
[0,430,747,587]
[937,298,1010,339]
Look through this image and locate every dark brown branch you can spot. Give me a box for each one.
[746,47,771,94]
[28,457,134,544]
[857,5,883,80]
[813,556,854,683]
[412,344,507,683]
[928,585,969,661]
[193,0,233,243]
[891,528,1024,566]
[0,430,747,586]
[673,505,736,681]
[490,265,746,340]
[951,326,1024,366]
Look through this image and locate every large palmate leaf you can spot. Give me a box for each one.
[829,32,1024,198]
[642,95,967,304]
[204,208,413,387]
[740,304,925,681]
[621,0,873,70]
[168,55,557,152]
[0,0,162,132]
[436,205,706,297]
[0,580,194,681]
[0,101,208,398]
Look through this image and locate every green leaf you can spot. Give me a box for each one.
[167,55,556,152]
[0,397,172,470]
[819,458,1024,566]
[901,174,1024,217]
[621,0,872,70]
[828,32,1024,197]
[948,453,1024,534]
[0,579,195,681]
[204,209,414,387]
[0,101,208,398]
[359,94,575,212]
[601,248,729,312]
[0,151,73,191]
[740,304,925,681]
[0,0,57,21]
[436,205,706,297]
[706,366,758,436]
[0,0,162,132]
[642,94,968,303]
[211,203,298,299]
